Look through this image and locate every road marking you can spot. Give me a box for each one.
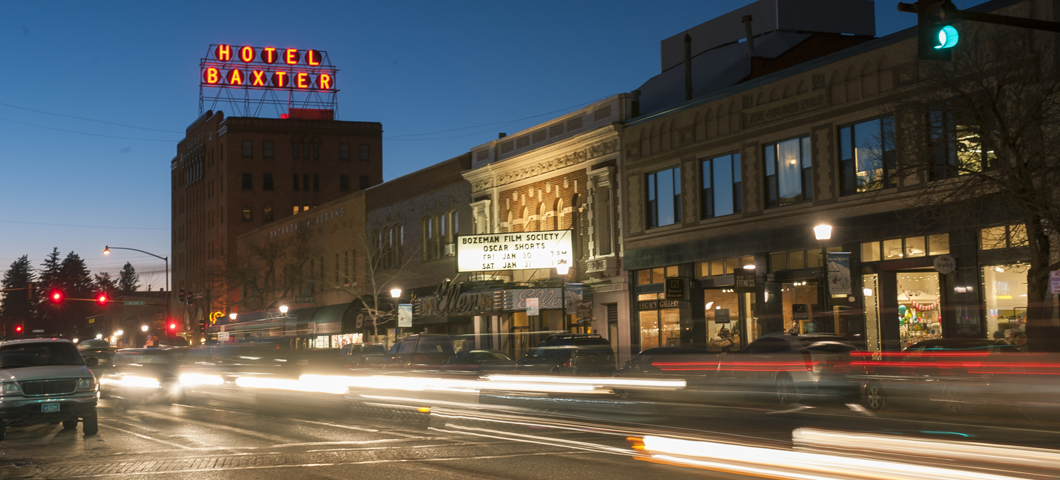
[99,424,194,450]
[432,425,630,456]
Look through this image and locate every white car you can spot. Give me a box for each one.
[0,338,99,440]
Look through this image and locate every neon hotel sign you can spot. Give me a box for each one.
[201,44,334,90]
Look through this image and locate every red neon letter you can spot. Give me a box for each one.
[262,47,277,64]
[316,73,332,90]
[296,73,309,89]
[284,48,300,65]
[239,45,255,63]
[251,70,267,86]
[306,49,321,66]
[272,71,288,87]
[227,69,244,85]
[215,44,231,61]
[203,68,220,84]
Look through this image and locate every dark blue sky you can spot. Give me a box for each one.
[0,0,984,285]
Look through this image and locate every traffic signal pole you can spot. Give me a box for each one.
[900,1,1060,38]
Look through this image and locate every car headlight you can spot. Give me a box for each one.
[77,377,97,392]
[0,382,21,396]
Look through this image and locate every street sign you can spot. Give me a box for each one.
[526,297,540,316]
[934,255,957,275]
[294,295,315,303]
[123,301,146,306]
[217,332,230,342]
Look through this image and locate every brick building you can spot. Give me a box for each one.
[170,109,382,330]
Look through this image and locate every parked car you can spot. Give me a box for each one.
[860,338,1029,414]
[382,335,455,370]
[100,348,182,405]
[515,334,616,376]
[341,344,387,368]
[0,339,99,440]
[442,350,516,373]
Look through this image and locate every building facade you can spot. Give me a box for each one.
[170,110,382,332]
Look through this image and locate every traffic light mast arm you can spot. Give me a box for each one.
[900,1,1060,33]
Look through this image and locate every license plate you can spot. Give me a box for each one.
[42,403,59,413]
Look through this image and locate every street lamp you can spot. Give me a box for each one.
[115,329,124,337]
[141,325,149,332]
[390,288,402,298]
[229,312,238,321]
[813,224,832,333]
[279,305,289,315]
[555,260,570,276]
[104,245,170,331]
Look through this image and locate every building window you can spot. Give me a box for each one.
[263,204,273,222]
[313,174,320,191]
[423,217,434,261]
[313,143,320,160]
[636,266,680,285]
[292,142,300,159]
[339,175,350,191]
[697,258,753,277]
[339,143,350,160]
[242,140,252,158]
[293,205,300,215]
[928,104,992,180]
[303,143,309,159]
[980,225,1028,250]
[303,174,309,191]
[764,137,811,207]
[359,144,370,161]
[242,173,252,190]
[241,205,252,221]
[360,175,370,190]
[293,173,299,191]
[397,224,404,264]
[646,167,681,228]
[263,141,274,159]
[701,153,741,218]
[862,234,950,262]
[839,116,896,195]
[263,173,274,190]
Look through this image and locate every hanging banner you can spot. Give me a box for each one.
[827,252,852,296]
[398,304,413,328]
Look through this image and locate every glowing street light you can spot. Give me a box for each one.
[115,329,124,336]
[141,325,149,332]
[556,260,570,276]
[229,312,238,321]
[813,224,833,241]
[279,305,289,314]
[390,288,402,298]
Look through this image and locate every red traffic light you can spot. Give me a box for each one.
[96,293,108,305]
[49,290,64,304]
[168,322,177,331]
[14,325,23,334]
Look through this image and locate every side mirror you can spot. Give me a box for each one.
[85,358,99,367]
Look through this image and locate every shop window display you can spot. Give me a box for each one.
[638,293,680,351]
[780,281,818,334]
[705,289,740,351]
[897,272,942,349]
[982,264,1029,346]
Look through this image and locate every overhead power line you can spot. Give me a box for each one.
[0,219,169,231]
[0,102,183,134]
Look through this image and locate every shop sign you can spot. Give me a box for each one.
[714,308,731,324]
[734,270,756,292]
[456,230,573,272]
[565,284,593,318]
[526,298,540,316]
[294,295,315,303]
[827,252,852,296]
[665,278,686,300]
[1051,270,1060,295]
[793,304,810,320]
[637,299,681,310]
[398,304,413,328]
[499,288,563,311]
[217,332,230,342]
[417,280,496,316]
[934,255,957,275]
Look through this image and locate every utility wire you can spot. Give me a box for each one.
[0,117,175,142]
[0,219,169,231]
[0,102,183,133]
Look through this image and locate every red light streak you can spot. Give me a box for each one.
[296,73,309,89]
[284,48,299,65]
[262,47,277,64]
[251,70,267,86]
[306,49,321,66]
[203,68,221,84]
[239,45,255,63]
[215,44,231,61]
[316,73,332,89]
[272,71,288,87]
[226,69,244,85]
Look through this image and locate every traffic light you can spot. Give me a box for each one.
[49,289,64,304]
[901,0,958,61]
[168,322,178,333]
[96,293,109,306]
[179,289,185,304]
[198,319,207,334]
[14,325,23,334]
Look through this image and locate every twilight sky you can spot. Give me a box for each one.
[0,0,985,286]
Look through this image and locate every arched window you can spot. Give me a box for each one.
[537,203,547,231]
[555,199,565,230]
[506,211,514,233]
[521,207,529,232]
[396,224,404,265]
[386,227,394,269]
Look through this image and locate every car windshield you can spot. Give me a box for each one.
[115,353,173,364]
[0,342,84,368]
[362,345,386,354]
[470,351,512,362]
[78,339,112,350]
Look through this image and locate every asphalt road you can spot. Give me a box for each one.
[0,398,743,480]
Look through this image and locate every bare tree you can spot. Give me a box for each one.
[227,226,313,312]
[894,20,1060,350]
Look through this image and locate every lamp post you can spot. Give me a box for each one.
[104,246,169,332]
[813,225,832,332]
[279,305,289,316]
[556,261,569,332]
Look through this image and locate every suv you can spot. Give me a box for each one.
[0,339,99,440]
[735,332,860,404]
[382,335,455,369]
[515,334,616,376]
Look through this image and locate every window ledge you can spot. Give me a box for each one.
[837,186,898,202]
[762,201,816,214]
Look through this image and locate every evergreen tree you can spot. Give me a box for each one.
[59,252,95,332]
[36,248,63,329]
[118,262,140,295]
[94,272,118,298]
[0,255,37,329]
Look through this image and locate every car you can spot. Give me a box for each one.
[342,344,387,368]
[100,348,183,405]
[382,335,456,370]
[442,350,516,373]
[77,339,115,376]
[515,334,616,376]
[0,339,99,440]
[859,338,1030,414]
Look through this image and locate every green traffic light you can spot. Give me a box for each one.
[935,25,959,49]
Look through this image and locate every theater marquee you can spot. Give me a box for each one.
[456,230,573,272]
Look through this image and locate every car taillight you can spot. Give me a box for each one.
[77,377,96,392]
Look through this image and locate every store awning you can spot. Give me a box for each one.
[312,303,350,324]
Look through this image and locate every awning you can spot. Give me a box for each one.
[312,303,351,324]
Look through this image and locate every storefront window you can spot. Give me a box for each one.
[883,239,903,260]
[788,251,805,269]
[897,271,942,349]
[660,308,681,347]
[862,274,881,352]
[982,264,1028,346]
[861,241,881,262]
[980,224,1028,250]
[780,281,818,333]
[638,294,659,350]
[928,234,950,255]
[905,236,926,257]
[705,289,740,351]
